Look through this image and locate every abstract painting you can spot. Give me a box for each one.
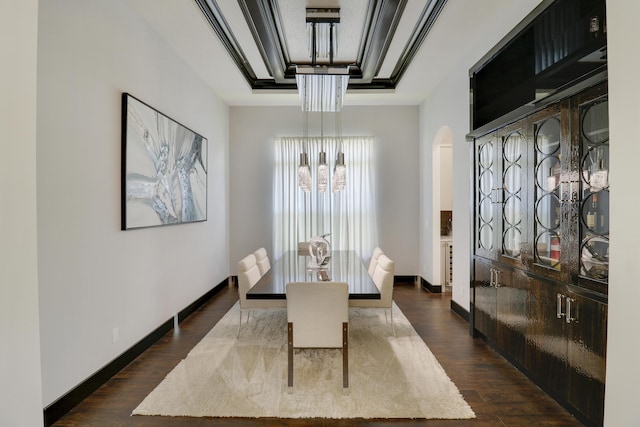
[121,93,207,230]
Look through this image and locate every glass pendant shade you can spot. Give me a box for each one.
[296,74,348,112]
[317,151,329,192]
[298,153,312,192]
[332,152,346,192]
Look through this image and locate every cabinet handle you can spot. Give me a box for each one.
[489,268,502,287]
[557,293,565,319]
[561,180,579,203]
[566,297,576,324]
[567,181,575,203]
[569,179,579,203]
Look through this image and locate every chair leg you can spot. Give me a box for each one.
[390,308,395,337]
[288,322,294,388]
[343,322,349,388]
[237,309,243,337]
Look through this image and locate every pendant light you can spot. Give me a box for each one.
[317,97,328,193]
[295,7,347,194]
[332,110,346,192]
[298,109,312,192]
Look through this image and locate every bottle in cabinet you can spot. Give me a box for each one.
[579,92,609,283]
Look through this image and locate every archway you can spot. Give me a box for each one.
[432,126,453,290]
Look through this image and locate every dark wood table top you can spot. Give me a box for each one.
[247,250,380,300]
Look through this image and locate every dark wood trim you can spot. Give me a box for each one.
[193,0,258,85]
[237,0,288,83]
[357,0,407,83]
[177,279,230,322]
[419,276,442,293]
[394,275,417,285]
[43,278,231,426]
[450,299,469,322]
[388,0,448,85]
[196,0,447,91]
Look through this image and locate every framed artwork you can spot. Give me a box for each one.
[121,93,207,230]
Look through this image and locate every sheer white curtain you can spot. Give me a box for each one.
[273,136,378,260]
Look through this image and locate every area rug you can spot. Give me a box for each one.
[132,302,475,419]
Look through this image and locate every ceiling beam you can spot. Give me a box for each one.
[193,0,258,84]
[357,0,407,84]
[194,0,448,91]
[388,0,448,86]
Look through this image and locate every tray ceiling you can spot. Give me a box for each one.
[194,0,447,90]
[129,0,543,106]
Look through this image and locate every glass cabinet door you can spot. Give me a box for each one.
[475,135,497,259]
[502,131,524,259]
[579,97,609,282]
[534,116,562,270]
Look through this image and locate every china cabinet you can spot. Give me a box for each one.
[526,277,607,424]
[471,82,608,426]
[473,258,528,367]
[474,119,530,270]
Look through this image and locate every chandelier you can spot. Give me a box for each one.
[296,8,347,193]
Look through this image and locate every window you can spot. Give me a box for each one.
[273,136,378,259]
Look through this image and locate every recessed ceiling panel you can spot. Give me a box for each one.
[377,0,432,78]
[215,0,271,79]
[278,0,369,66]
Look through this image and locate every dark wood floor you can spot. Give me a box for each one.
[53,283,584,427]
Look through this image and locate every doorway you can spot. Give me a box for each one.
[432,126,453,291]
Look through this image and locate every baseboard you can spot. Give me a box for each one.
[394,275,417,285]
[419,276,442,293]
[177,279,229,322]
[43,277,230,426]
[450,299,469,322]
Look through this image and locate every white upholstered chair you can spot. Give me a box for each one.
[350,253,396,335]
[286,281,349,388]
[367,247,384,277]
[237,253,285,337]
[254,247,270,276]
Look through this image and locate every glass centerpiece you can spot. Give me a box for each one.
[307,234,331,269]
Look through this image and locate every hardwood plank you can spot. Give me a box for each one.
[53,284,584,426]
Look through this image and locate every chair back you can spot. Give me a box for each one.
[237,254,261,308]
[254,247,270,276]
[367,247,384,277]
[372,254,395,307]
[286,282,348,348]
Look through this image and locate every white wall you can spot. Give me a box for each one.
[420,67,471,298]
[37,0,229,406]
[439,145,453,211]
[418,0,543,309]
[603,1,640,425]
[0,1,43,425]
[229,106,419,275]
[427,131,452,288]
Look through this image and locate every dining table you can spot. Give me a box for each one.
[246,250,380,300]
